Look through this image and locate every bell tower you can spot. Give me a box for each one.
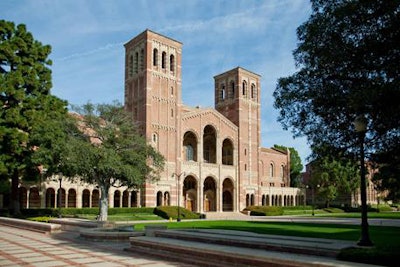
[214,67,261,209]
[124,29,183,206]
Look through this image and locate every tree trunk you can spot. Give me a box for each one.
[98,185,109,221]
[10,169,20,216]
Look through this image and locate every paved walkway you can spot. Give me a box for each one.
[0,225,193,267]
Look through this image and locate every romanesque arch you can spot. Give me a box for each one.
[29,187,41,208]
[183,131,198,161]
[82,189,90,208]
[131,191,138,207]
[123,190,129,207]
[203,177,216,212]
[92,189,99,207]
[222,138,234,165]
[19,187,27,209]
[183,175,197,212]
[68,189,76,208]
[46,188,55,208]
[114,190,121,208]
[203,125,217,163]
[222,178,234,211]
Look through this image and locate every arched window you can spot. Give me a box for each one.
[129,55,133,77]
[230,81,235,98]
[162,51,166,69]
[220,84,225,100]
[152,133,158,143]
[280,165,285,178]
[251,83,257,99]
[170,54,175,72]
[153,48,158,66]
[183,131,198,162]
[186,145,194,161]
[140,49,144,71]
[171,86,174,95]
[134,52,139,73]
[270,163,274,177]
[242,80,247,97]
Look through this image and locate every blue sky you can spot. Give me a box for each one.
[1,0,312,169]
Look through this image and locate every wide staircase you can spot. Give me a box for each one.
[203,211,248,220]
[125,227,360,267]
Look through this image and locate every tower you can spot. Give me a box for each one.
[214,67,261,210]
[124,30,183,206]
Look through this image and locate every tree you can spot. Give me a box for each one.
[66,102,165,221]
[273,0,400,163]
[0,20,67,214]
[274,145,303,187]
[310,152,359,208]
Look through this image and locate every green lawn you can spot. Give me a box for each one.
[132,220,399,247]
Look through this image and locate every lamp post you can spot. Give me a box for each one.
[173,172,185,222]
[307,184,320,216]
[354,115,373,246]
[58,173,62,218]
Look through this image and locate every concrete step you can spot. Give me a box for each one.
[204,211,248,220]
[125,229,377,267]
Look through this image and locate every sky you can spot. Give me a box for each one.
[1,0,312,169]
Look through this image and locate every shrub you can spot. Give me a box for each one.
[338,246,397,267]
[154,206,201,220]
[282,205,312,211]
[245,206,283,216]
[323,207,344,213]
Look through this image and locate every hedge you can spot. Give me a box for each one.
[153,206,201,220]
[244,206,284,216]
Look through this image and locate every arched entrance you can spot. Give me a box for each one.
[46,188,55,208]
[114,190,121,208]
[19,187,27,209]
[203,177,216,212]
[92,189,99,207]
[183,176,197,212]
[156,191,163,206]
[222,179,234,211]
[29,187,41,208]
[123,190,129,207]
[82,189,90,208]
[68,189,76,207]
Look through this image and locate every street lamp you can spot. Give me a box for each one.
[173,172,185,222]
[58,173,63,218]
[354,115,373,246]
[306,184,320,216]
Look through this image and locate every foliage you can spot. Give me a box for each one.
[153,206,201,220]
[273,0,400,189]
[244,206,283,216]
[309,151,359,207]
[322,207,344,213]
[64,102,165,221]
[0,20,68,215]
[274,145,303,187]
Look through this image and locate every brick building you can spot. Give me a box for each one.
[11,29,304,214]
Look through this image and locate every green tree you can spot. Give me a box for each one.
[0,20,67,214]
[311,153,359,208]
[273,1,400,165]
[66,102,165,221]
[274,145,303,187]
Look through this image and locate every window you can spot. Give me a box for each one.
[280,165,285,178]
[186,145,194,161]
[251,83,257,99]
[270,163,274,177]
[153,48,158,66]
[134,52,139,73]
[162,52,166,69]
[170,54,175,72]
[152,133,158,143]
[230,81,235,98]
[242,80,247,97]
[171,108,174,117]
[220,85,225,100]
[129,55,133,77]
[140,49,144,71]
[171,86,174,96]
